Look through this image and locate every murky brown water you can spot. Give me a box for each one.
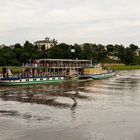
[0,70,140,140]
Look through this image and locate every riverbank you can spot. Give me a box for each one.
[109,65,140,70]
[0,66,20,73]
[1,64,140,72]
[103,64,140,70]
[0,64,140,72]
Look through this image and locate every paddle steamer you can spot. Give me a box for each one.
[0,59,91,86]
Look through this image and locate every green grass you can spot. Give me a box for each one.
[1,64,140,73]
[0,66,21,73]
[107,65,140,70]
[101,58,119,63]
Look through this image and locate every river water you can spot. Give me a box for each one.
[0,70,140,140]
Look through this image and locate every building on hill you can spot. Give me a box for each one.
[107,55,120,61]
[34,37,55,50]
[133,48,140,56]
[107,52,120,61]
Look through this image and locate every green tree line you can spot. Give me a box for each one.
[0,41,140,66]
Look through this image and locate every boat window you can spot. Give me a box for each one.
[33,79,36,81]
[20,80,22,82]
[26,79,29,81]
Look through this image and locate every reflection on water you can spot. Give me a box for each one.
[0,70,140,140]
[0,81,90,110]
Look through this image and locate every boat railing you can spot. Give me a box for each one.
[24,62,91,68]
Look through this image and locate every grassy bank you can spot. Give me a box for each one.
[107,65,140,70]
[0,66,20,73]
[0,64,140,73]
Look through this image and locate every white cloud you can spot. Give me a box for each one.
[0,0,140,46]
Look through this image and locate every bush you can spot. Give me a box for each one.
[8,60,21,66]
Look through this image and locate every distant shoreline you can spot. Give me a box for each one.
[0,64,140,73]
[103,64,140,70]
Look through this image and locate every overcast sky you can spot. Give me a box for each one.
[0,0,140,46]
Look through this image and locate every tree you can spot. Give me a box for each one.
[129,44,138,51]
[82,43,93,60]
[52,39,58,46]
[24,41,36,52]
[106,44,114,54]
[0,55,6,66]
[47,43,71,59]
[96,44,107,62]
[14,43,22,49]
[73,44,83,59]
[124,47,133,65]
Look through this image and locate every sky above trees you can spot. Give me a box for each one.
[0,0,140,46]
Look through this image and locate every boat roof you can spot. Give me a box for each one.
[38,59,91,62]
